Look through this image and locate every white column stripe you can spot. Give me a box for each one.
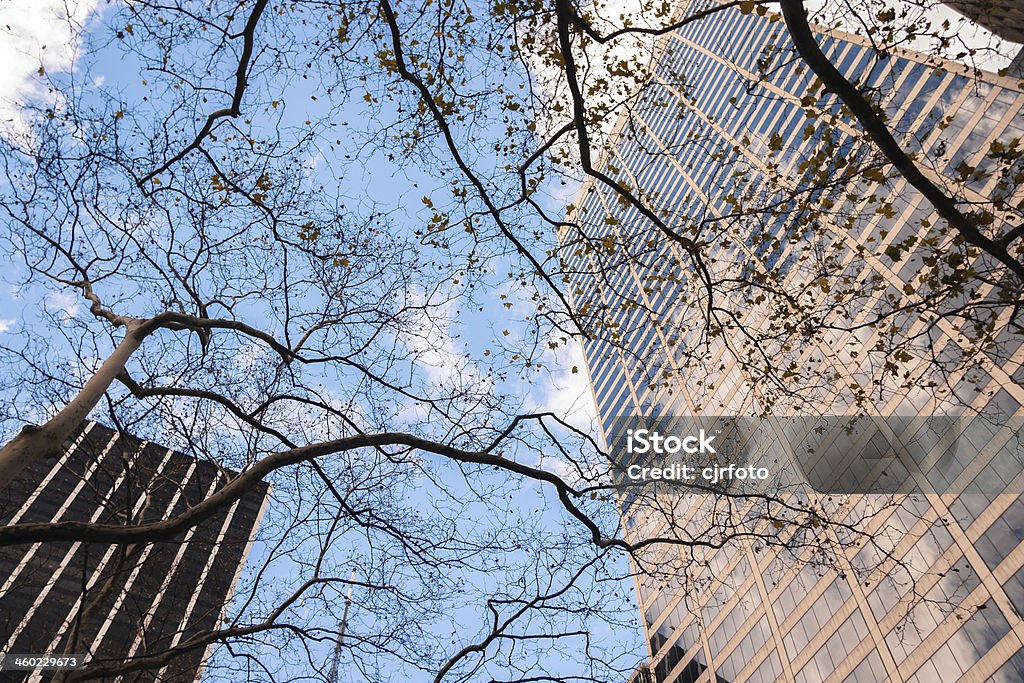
[154,499,242,681]
[5,422,96,525]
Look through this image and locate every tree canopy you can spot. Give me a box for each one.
[0,0,1022,680]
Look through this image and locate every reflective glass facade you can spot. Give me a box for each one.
[564,3,1024,682]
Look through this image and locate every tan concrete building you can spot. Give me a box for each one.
[944,1,1024,44]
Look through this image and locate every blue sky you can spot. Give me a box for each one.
[0,0,645,680]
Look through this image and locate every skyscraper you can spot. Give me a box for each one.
[1010,49,1024,80]
[943,1,1024,43]
[563,2,1024,681]
[0,421,270,681]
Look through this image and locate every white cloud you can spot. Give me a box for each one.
[525,338,598,429]
[406,287,479,388]
[233,341,271,375]
[521,340,607,488]
[45,290,81,318]
[0,318,15,333]
[490,279,598,428]
[0,0,100,138]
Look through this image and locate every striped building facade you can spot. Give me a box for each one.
[943,1,1024,43]
[562,1,1024,682]
[0,421,270,681]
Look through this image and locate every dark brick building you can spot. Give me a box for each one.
[0,422,270,681]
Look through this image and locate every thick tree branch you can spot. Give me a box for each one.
[0,308,296,488]
[0,419,589,546]
[779,0,1024,285]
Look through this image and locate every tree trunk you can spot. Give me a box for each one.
[0,325,145,490]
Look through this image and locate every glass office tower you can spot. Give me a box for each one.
[563,2,1024,681]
